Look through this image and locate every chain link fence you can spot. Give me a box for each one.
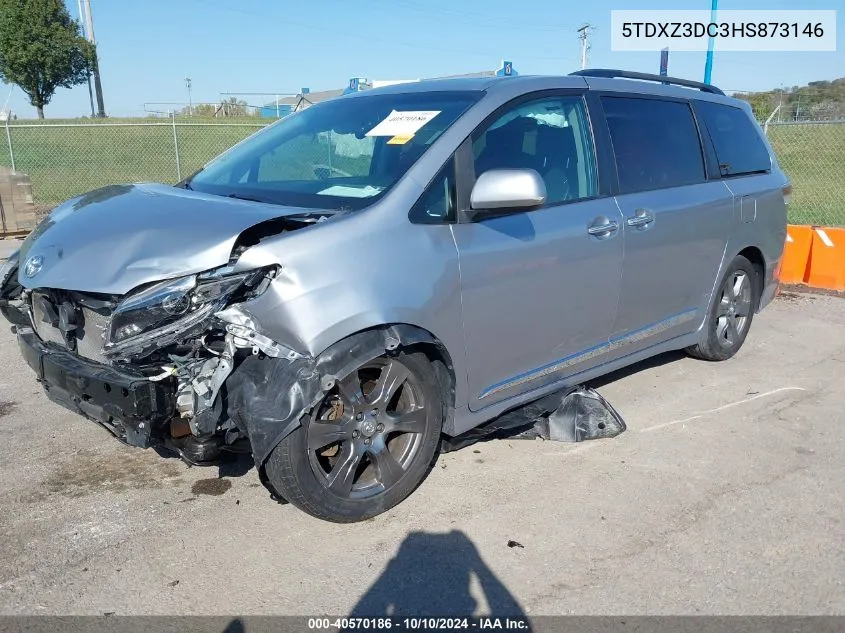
[744,84,845,227]
[0,117,268,225]
[1,110,844,229]
[762,118,845,227]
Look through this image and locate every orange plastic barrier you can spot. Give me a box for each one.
[780,224,813,285]
[806,227,845,291]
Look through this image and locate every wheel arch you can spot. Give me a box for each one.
[327,322,458,436]
[228,321,460,482]
[736,245,766,308]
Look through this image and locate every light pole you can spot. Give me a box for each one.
[703,0,718,84]
[185,77,193,116]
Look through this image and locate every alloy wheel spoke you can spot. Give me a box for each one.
[723,277,737,300]
[326,442,363,496]
[716,315,730,341]
[337,372,366,410]
[307,421,350,451]
[384,407,427,435]
[369,359,411,407]
[725,318,739,345]
[732,274,747,299]
[735,294,752,318]
[369,439,405,490]
[716,296,732,318]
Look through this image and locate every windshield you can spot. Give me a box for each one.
[187,90,482,210]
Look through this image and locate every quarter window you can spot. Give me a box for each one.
[695,101,771,176]
[410,159,456,223]
[472,96,597,205]
[602,97,706,194]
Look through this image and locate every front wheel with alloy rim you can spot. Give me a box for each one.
[265,351,443,522]
[687,254,759,361]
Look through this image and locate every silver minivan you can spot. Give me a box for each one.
[0,70,788,522]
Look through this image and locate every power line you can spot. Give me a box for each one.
[371,0,580,33]
[188,0,579,63]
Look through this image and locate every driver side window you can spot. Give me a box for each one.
[472,96,597,205]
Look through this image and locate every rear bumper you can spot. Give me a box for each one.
[17,328,176,447]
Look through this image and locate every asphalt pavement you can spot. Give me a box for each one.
[0,291,842,615]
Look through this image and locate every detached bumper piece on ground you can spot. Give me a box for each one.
[440,386,626,452]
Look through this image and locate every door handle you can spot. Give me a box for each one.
[626,209,654,228]
[587,219,619,236]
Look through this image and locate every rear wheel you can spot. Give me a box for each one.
[687,255,759,361]
[265,352,443,522]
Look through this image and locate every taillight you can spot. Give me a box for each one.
[783,183,792,206]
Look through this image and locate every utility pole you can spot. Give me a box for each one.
[82,0,106,117]
[76,0,94,117]
[578,24,591,70]
[703,0,718,84]
[185,77,193,116]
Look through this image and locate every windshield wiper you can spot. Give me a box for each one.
[227,192,274,204]
[178,167,204,190]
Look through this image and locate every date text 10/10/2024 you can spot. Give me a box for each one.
[308,617,531,630]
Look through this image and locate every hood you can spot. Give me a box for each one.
[17,183,313,295]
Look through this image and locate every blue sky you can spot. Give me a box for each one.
[2,0,843,118]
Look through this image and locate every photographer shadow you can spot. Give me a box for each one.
[350,530,528,621]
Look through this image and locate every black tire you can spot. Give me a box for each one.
[686,255,760,361]
[265,351,443,523]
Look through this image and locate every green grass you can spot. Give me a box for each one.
[0,119,267,208]
[0,118,843,226]
[766,123,845,226]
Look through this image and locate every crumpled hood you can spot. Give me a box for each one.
[17,183,310,295]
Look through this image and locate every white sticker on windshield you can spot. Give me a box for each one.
[317,185,383,198]
[365,110,441,137]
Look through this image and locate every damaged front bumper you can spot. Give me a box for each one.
[17,327,176,447]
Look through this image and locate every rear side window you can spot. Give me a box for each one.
[695,101,771,177]
[602,97,705,194]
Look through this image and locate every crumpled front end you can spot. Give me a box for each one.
[3,254,294,462]
[1,222,444,495]
[0,201,367,477]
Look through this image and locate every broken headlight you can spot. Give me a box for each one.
[104,265,270,355]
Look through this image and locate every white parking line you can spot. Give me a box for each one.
[639,387,808,433]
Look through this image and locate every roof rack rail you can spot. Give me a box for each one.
[570,69,725,96]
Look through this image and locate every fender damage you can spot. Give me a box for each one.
[222,320,448,467]
[0,184,452,499]
[0,182,364,483]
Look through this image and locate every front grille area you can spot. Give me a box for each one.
[30,291,111,363]
[76,306,110,363]
[30,293,67,347]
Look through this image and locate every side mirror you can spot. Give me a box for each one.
[470,168,546,214]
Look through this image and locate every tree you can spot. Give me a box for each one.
[180,103,217,118]
[0,0,94,118]
[180,97,256,118]
[217,97,253,118]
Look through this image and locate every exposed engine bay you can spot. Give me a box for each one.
[0,213,328,468]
